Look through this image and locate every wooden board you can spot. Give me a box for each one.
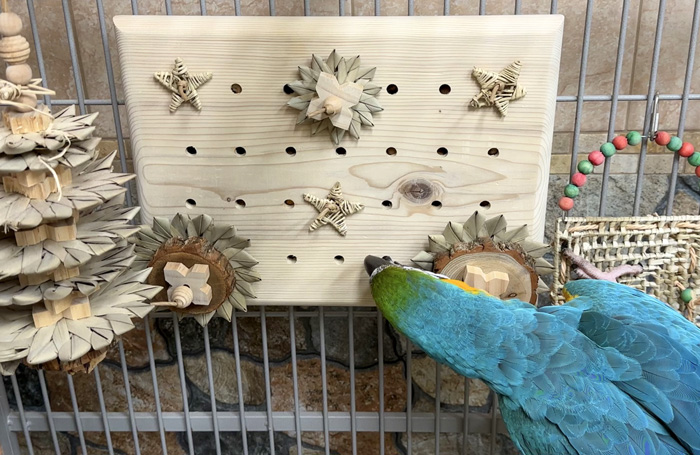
[115,16,563,306]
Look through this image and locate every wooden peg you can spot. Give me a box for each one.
[2,165,72,199]
[3,106,52,133]
[51,265,80,282]
[32,303,63,328]
[3,174,51,199]
[14,169,48,187]
[45,292,77,314]
[19,272,49,286]
[14,224,48,246]
[46,216,77,242]
[62,295,91,320]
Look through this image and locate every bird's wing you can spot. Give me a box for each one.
[562,296,700,454]
[563,280,700,352]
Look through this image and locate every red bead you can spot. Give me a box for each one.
[612,136,628,150]
[588,150,605,166]
[679,142,695,158]
[571,172,587,187]
[559,197,574,211]
[655,131,671,146]
[695,166,700,178]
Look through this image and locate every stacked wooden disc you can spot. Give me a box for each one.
[0,11,160,375]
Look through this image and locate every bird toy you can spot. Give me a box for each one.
[559,130,697,212]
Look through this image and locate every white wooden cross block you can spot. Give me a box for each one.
[307,72,363,131]
[463,265,510,297]
[163,262,213,307]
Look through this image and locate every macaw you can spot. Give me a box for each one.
[364,255,700,455]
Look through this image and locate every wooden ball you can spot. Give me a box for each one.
[10,92,37,112]
[559,196,574,211]
[0,13,23,37]
[0,35,30,64]
[5,63,32,85]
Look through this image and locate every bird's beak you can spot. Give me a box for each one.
[364,255,393,276]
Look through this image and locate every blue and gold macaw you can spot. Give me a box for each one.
[365,255,700,455]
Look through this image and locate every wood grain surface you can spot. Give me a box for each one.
[115,16,563,305]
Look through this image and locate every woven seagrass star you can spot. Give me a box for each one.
[154,57,212,112]
[303,182,364,236]
[470,60,526,117]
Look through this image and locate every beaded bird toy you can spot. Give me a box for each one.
[558,130,695,212]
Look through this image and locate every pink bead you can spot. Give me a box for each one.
[571,172,587,187]
[588,150,605,166]
[559,197,574,211]
[695,166,700,178]
[612,136,628,150]
[655,131,671,146]
[679,142,695,158]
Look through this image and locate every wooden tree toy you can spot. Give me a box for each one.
[412,211,553,304]
[0,3,160,376]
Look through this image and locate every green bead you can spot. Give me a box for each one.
[688,152,700,166]
[600,142,616,157]
[564,184,579,198]
[626,131,642,146]
[577,160,594,175]
[667,136,683,152]
[681,288,694,303]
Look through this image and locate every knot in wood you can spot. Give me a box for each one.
[399,179,435,204]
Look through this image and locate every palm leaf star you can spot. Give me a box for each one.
[303,182,364,236]
[154,57,212,112]
[470,60,526,117]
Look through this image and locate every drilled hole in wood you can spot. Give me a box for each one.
[235,147,246,156]
[186,146,197,155]
[480,200,491,209]
[387,84,398,95]
[286,146,297,156]
[382,200,393,208]
[437,147,448,156]
[488,148,500,157]
[287,255,297,264]
[231,83,242,94]
[185,199,196,209]
[284,199,295,207]
[336,147,347,155]
[334,255,345,264]
[283,84,294,94]
[439,84,451,94]
[235,199,246,208]
[386,147,397,156]
[432,200,442,209]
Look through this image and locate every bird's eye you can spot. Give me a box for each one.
[382,256,393,262]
